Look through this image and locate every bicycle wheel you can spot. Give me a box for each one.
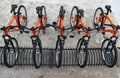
[93,7,104,30]
[32,37,42,68]
[101,39,117,67]
[4,37,19,68]
[18,5,27,27]
[70,6,78,28]
[76,38,88,68]
[41,5,47,26]
[55,39,62,68]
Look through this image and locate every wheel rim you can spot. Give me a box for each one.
[35,45,42,66]
[77,43,86,66]
[102,41,116,66]
[18,6,27,27]
[56,41,61,66]
[42,6,47,26]
[6,41,18,66]
[70,7,78,27]
[93,8,103,29]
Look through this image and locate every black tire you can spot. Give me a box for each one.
[70,6,78,28]
[55,39,62,68]
[17,5,27,27]
[76,38,88,68]
[41,6,47,26]
[93,7,104,30]
[33,37,42,68]
[4,38,19,68]
[101,39,117,67]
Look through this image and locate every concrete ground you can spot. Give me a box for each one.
[0,66,119,78]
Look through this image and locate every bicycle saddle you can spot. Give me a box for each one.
[11,4,17,13]
[59,6,66,18]
[105,5,112,12]
[36,6,42,14]
[78,9,84,17]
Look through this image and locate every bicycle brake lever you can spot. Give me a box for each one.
[52,22,57,31]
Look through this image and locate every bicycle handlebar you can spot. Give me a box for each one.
[47,22,95,32]
[116,25,120,29]
[0,26,20,31]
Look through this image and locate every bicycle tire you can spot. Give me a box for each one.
[101,39,117,67]
[70,6,79,28]
[76,38,88,68]
[17,5,27,27]
[32,37,42,68]
[93,7,104,30]
[55,39,62,68]
[4,37,19,68]
[41,5,47,26]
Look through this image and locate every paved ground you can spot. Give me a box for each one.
[0,66,119,78]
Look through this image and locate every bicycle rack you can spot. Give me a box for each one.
[0,47,105,67]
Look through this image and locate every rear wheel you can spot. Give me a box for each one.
[18,5,27,27]
[76,38,88,68]
[93,7,104,30]
[41,6,47,26]
[101,39,117,67]
[70,6,78,29]
[55,39,62,68]
[4,38,19,68]
[33,37,42,68]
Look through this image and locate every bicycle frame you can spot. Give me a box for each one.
[57,16,64,36]
[96,14,118,36]
[71,17,89,36]
[32,16,47,36]
[4,13,26,35]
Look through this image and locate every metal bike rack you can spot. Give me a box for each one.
[0,47,105,67]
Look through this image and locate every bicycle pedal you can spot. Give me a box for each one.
[69,35,74,38]
[78,32,80,34]
[20,30,23,34]
[43,31,45,34]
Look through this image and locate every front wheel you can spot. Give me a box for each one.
[4,38,19,68]
[55,39,63,68]
[76,38,88,68]
[32,37,42,68]
[93,7,104,30]
[70,6,79,31]
[101,39,117,67]
[18,5,27,27]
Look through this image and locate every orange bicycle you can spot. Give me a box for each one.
[0,4,27,68]
[24,5,47,68]
[48,6,66,68]
[30,6,47,68]
[70,6,93,68]
[93,5,120,67]
[54,6,66,68]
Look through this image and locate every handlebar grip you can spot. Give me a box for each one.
[0,26,6,30]
[52,22,57,31]
[117,25,120,29]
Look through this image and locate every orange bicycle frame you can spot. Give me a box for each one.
[4,14,19,35]
[32,16,47,36]
[57,16,65,36]
[72,16,89,36]
[96,15,118,36]
[4,14,26,35]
